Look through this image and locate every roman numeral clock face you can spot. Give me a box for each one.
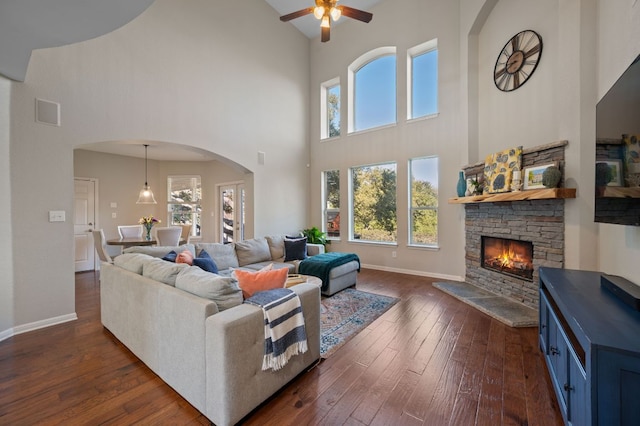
[494,30,543,92]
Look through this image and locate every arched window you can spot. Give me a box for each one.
[348,47,397,133]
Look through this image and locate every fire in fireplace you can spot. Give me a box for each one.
[481,236,533,281]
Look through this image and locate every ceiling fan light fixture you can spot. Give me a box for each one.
[330,7,341,21]
[313,6,325,19]
[320,15,330,28]
[136,144,157,204]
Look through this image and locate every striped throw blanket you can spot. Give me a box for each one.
[244,288,308,371]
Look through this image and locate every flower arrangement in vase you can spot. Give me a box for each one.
[139,215,160,240]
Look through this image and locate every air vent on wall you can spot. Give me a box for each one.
[35,98,60,126]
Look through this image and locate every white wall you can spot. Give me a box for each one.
[473,0,599,271]
[0,76,13,338]
[6,0,310,334]
[596,0,640,282]
[308,0,465,280]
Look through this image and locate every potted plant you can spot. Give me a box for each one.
[301,226,329,246]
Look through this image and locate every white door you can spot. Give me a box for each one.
[218,183,244,244]
[74,178,97,272]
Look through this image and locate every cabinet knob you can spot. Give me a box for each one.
[550,346,560,355]
[541,324,546,329]
[563,383,575,392]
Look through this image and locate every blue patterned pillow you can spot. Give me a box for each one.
[193,249,219,274]
[162,251,177,262]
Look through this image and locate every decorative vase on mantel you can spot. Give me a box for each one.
[456,171,467,197]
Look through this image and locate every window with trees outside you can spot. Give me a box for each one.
[408,39,438,120]
[348,47,397,133]
[321,78,340,139]
[350,162,397,243]
[167,175,201,237]
[409,157,438,246]
[323,170,340,238]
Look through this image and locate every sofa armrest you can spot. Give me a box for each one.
[307,243,325,256]
[205,283,320,426]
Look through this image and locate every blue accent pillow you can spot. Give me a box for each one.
[193,249,219,274]
[162,251,177,262]
[284,237,307,261]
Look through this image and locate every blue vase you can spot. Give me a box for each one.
[457,171,466,197]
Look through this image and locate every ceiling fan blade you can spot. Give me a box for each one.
[280,7,314,22]
[338,5,373,23]
[321,26,330,42]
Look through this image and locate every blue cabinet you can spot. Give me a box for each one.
[539,268,640,425]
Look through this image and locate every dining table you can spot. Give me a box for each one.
[106,237,186,248]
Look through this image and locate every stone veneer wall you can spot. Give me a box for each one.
[464,200,565,309]
[460,141,568,309]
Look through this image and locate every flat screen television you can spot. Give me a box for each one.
[595,54,640,226]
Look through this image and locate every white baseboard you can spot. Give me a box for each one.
[0,313,78,342]
[0,327,12,342]
[360,263,463,282]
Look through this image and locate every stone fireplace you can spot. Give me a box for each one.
[459,141,569,310]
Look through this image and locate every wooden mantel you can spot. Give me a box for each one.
[448,188,576,204]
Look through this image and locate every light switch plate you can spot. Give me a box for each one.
[110,202,117,208]
[49,210,65,222]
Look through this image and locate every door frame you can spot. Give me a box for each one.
[216,181,244,244]
[74,177,99,271]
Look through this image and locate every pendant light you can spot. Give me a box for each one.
[136,144,157,204]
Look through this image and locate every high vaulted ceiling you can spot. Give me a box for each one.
[0,0,385,161]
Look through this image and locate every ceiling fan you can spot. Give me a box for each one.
[280,0,373,43]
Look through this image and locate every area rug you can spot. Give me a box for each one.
[320,288,399,358]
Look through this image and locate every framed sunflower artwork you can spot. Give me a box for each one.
[483,146,523,193]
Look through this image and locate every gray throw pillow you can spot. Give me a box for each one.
[235,238,272,266]
[195,243,239,270]
[142,258,189,286]
[265,235,286,261]
[114,253,152,274]
[176,267,243,311]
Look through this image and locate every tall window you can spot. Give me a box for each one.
[409,157,438,246]
[321,78,341,139]
[167,176,201,237]
[323,170,340,238]
[348,47,397,133]
[350,162,397,243]
[408,39,438,120]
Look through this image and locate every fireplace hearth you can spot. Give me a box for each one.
[481,236,533,281]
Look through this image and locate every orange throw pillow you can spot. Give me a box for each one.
[176,250,194,265]
[234,267,288,299]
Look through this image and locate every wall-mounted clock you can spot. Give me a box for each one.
[493,30,543,92]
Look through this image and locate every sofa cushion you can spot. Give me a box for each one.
[175,267,242,311]
[113,253,152,274]
[235,238,272,266]
[195,243,239,270]
[265,235,286,261]
[176,250,194,265]
[233,267,288,299]
[142,258,190,286]
[284,237,307,261]
[192,249,219,274]
[124,244,195,258]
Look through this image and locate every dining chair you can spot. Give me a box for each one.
[118,224,143,239]
[93,229,113,263]
[155,226,182,246]
[180,224,193,244]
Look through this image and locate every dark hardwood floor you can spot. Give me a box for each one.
[0,269,562,425]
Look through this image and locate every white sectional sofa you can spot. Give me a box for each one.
[100,247,320,426]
